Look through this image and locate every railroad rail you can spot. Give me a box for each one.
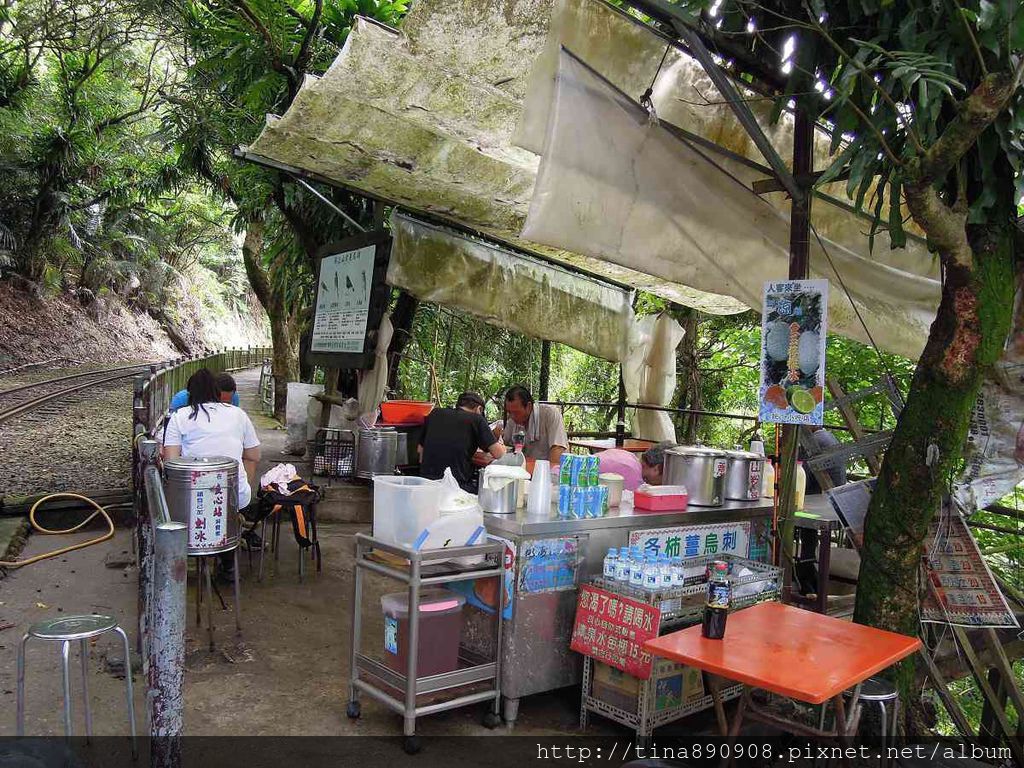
[0,363,150,426]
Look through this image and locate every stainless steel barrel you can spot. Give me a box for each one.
[163,456,240,555]
[724,450,765,501]
[356,427,398,479]
[663,446,729,507]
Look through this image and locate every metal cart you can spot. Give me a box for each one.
[347,533,505,754]
[580,554,783,745]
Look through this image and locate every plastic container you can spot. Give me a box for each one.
[379,400,434,425]
[527,460,553,516]
[795,461,807,510]
[381,588,466,677]
[761,460,776,499]
[372,476,441,547]
[633,484,689,512]
[599,472,625,507]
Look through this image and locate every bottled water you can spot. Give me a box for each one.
[659,554,673,589]
[644,554,659,592]
[630,548,646,589]
[603,548,618,580]
[671,556,685,586]
[615,548,631,582]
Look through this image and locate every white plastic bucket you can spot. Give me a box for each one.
[372,475,441,547]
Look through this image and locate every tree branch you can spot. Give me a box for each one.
[294,0,323,71]
[914,70,1017,186]
[951,0,989,77]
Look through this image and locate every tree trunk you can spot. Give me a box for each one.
[854,223,1016,704]
[240,220,300,422]
[668,306,700,442]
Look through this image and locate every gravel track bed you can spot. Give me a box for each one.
[0,379,134,498]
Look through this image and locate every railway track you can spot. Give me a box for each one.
[0,363,150,426]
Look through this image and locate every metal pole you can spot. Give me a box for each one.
[150,519,187,768]
[538,341,551,401]
[615,368,627,447]
[777,108,813,595]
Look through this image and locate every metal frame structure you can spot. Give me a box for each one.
[347,533,505,754]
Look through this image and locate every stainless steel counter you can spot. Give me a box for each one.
[474,494,775,726]
[483,497,774,536]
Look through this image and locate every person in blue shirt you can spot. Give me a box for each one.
[169,371,240,410]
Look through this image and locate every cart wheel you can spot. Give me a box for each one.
[346,700,361,720]
[482,711,501,729]
[402,736,421,755]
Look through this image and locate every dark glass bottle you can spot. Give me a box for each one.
[701,561,731,639]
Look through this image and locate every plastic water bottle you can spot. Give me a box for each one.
[630,548,645,589]
[603,548,618,580]
[659,554,673,589]
[671,556,685,586]
[644,554,659,592]
[615,548,631,582]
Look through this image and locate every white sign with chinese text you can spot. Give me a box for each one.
[188,470,229,551]
[311,245,375,353]
[627,522,751,560]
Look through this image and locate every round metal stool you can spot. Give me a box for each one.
[858,676,899,768]
[16,614,137,755]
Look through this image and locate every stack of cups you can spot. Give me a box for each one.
[527,460,553,517]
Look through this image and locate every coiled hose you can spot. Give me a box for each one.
[0,493,115,569]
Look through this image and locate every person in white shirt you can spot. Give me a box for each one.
[162,368,261,579]
[162,368,261,507]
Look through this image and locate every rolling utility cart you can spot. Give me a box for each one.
[347,533,504,754]
[580,554,782,746]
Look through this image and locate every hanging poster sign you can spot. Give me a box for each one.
[571,584,660,679]
[758,279,829,425]
[921,509,1018,628]
[188,469,229,551]
[307,231,392,370]
[628,522,751,560]
[518,537,580,594]
[954,272,1024,512]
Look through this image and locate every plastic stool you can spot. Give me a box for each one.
[16,614,137,755]
[858,676,899,768]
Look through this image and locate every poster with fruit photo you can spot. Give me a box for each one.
[758,279,829,425]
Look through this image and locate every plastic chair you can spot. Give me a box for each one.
[818,676,899,768]
[16,614,137,756]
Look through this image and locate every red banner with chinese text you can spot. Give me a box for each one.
[570,584,661,679]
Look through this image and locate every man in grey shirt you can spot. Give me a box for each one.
[501,385,569,465]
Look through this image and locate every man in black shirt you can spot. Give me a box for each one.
[419,392,506,492]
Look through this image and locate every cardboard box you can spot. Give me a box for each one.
[593,660,706,712]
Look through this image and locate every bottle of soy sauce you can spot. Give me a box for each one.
[702,560,731,639]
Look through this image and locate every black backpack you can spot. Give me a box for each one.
[254,479,323,549]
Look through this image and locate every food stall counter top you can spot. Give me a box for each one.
[483,496,774,536]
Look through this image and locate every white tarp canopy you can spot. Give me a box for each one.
[245,0,942,358]
[388,212,636,362]
[522,51,939,360]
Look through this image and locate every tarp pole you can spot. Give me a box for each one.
[539,341,552,400]
[616,369,627,447]
[777,108,814,599]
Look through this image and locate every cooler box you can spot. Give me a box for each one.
[634,484,689,512]
[381,588,466,677]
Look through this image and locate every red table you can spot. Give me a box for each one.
[644,602,920,745]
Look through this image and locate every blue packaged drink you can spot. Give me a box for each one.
[598,485,609,516]
[558,484,571,516]
[585,486,600,518]
[586,455,600,486]
[570,455,585,487]
[559,454,573,485]
[570,486,586,518]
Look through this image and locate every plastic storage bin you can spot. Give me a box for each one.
[373,476,441,547]
[381,589,466,677]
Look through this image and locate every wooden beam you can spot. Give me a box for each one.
[984,628,1024,726]
[827,378,883,474]
[952,626,1024,766]
[918,647,978,744]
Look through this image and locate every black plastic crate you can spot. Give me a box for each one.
[309,428,356,479]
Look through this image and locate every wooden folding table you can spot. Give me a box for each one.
[645,602,920,745]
